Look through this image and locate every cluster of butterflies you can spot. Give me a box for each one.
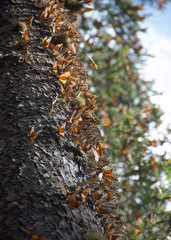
[27,0,125,239]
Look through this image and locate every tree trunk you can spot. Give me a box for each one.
[0,1,101,239]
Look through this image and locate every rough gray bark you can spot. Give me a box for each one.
[0,1,100,239]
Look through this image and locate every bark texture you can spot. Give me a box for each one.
[0,1,100,239]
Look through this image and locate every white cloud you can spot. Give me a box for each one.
[140,26,171,124]
[141,26,171,92]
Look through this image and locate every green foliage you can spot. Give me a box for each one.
[80,0,171,239]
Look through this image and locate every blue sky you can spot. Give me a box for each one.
[140,2,171,129]
[146,3,171,38]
